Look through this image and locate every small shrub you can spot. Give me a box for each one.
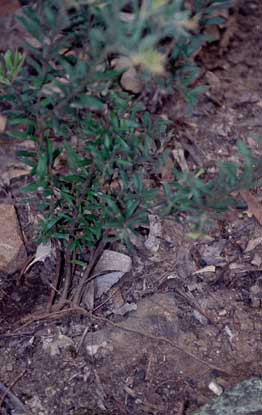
[1,0,257,309]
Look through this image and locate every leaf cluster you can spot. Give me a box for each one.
[0,0,246,257]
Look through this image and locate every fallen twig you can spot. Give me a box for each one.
[90,312,228,374]
[0,370,29,414]
[15,304,229,374]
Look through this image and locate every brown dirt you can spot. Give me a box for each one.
[1,1,262,414]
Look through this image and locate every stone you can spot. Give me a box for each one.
[112,56,143,94]
[42,332,74,357]
[0,204,27,273]
[120,67,143,94]
[193,378,262,415]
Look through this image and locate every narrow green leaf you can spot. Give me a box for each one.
[20,182,41,193]
[70,95,104,110]
[71,259,87,268]
[36,152,47,180]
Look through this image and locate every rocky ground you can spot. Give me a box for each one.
[0,1,262,414]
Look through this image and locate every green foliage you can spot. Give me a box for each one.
[161,140,260,232]
[0,50,26,85]
[1,0,253,262]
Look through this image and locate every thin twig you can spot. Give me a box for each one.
[76,326,89,354]
[15,305,229,374]
[90,312,228,373]
[0,370,29,414]
[93,287,120,313]
[47,246,62,312]
[174,288,219,328]
[18,256,35,286]
[54,245,73,310]
[72,234,108,306]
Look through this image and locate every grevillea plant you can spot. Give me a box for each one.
[1,0,257,309]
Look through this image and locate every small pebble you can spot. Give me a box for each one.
[208,380,223,396]
[193,310,209,326]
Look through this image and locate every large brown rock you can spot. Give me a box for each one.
[0,204,27,274]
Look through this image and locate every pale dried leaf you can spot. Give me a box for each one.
[172,148,188,172]
[240,190,262,225]
[93,249,132,276]
[245,237,262,252]
[35,240,52,261]
[193,265,216,275]
[144,214,162,253]
[24,240,52,273]
[92,250,132,299]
